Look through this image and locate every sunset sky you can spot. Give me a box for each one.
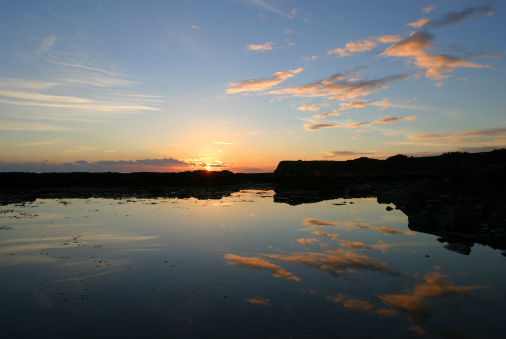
[1,0,505,172]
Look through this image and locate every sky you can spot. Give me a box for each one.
[1,0,505,173]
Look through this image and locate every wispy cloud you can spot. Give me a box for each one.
[305,116,417,131]
[314,100,376,118]
[432,6,494,27]
[11,140,62,147]
[247,42,275,52]
[328,35,401,57]
[422,6,436,14]
[270,73,408,101]
[213,141,235,145]
[226,67,304,94]
[248,0,294,19]
[64,147,95,153]
[0,158,192,172]
[408,127,506,140]
[0,37,162,121]
[0,119,71,131]
[407,17,431,28]
[225,253,301,281]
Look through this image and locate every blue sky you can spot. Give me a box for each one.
[1,0,505,172]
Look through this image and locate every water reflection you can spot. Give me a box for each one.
[225,254,302,281]
[0,193,503,338]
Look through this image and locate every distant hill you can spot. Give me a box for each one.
[274,149,506,190]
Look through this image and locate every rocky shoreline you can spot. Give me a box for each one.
[1,149,505,254]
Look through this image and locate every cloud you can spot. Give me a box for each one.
[270,73,408,101]
[11,140,62,147]
[213,141,235,145]
[64,146,95,153]
[301,55,318,61]
[0,119,71,131]
[303,122,339,131]
[225,254,301,281]
[380,31,490,80]
[379,271,486,321]
[0,37,160,121]
[407,17,431,28]
[247,42,275,52]
[408,127,506,140]
[456,146,506,153]
[248,0,294,19]
[226,67,304,94]
[296,238,320,245]
[0,158,192,172]
[324,151,374,157]
[305,115,417,131]
[432,6,494,27]
[422,6,435,14]
[328,35,401,57]
[314,100,376,118]
[297,104,320,111]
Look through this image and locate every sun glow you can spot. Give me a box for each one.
[205,165,211,170]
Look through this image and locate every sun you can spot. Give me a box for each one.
[205,165,211,170]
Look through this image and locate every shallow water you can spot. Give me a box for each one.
[0,190,504,338]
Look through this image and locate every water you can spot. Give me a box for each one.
[0,190,504,338]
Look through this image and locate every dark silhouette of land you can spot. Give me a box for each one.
[1,149,505,253]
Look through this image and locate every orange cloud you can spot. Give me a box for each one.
[226,68,303,94]
[224,254,301,281]
[296,238,320,245]
[304,115,417,131]
[247,42,275,52]
[270,73,408,101]
[297,104,320,111]
[314,100,376,118]
[380,31,489,80]
[328,35,401,57]
[407,17,431,28]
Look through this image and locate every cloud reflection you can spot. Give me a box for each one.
[245,297,272,306]
[224,254,301,281]
[267,250,405,280]
[378,271,486,321]
[304,218,416,236]
[326,294,398,317]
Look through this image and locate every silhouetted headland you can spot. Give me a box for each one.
[1,149,505,253]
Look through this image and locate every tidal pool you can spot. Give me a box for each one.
[0,190,504,338]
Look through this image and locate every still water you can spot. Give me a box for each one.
[0,190,504,338]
